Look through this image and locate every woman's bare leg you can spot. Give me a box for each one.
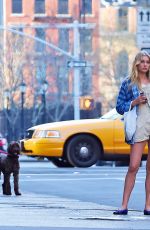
[121,141,146,209]
[145,140,150,210]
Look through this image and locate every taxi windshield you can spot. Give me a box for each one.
[100,109,120,120]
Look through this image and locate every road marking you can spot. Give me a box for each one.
[18,176,144,182]
[20,173,128,176]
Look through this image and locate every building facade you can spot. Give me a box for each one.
[0,0,101,141]
[3,0,100,109]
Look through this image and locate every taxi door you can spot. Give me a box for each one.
[113,117,130,155]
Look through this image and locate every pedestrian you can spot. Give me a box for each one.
[113,50,150,215]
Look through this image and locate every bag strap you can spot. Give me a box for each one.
[128,101,132,112]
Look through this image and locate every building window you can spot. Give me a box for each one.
[12,27,23,40]
[11,26,23,33]
[35,28,46,52]
[58,0,68,14]
[12,0,22,14]
[35,0,45,14]
[80,67,92,95]
[118,7,128,31]
[10,27,24,51]
[80,0,92,15]
[59,29,69,51]
[116,50,128,82]
[36,61,46,81]
[80,29,92,53]
[58,66,69,94]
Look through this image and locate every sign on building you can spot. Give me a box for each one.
[137,7,150,49]
[101,0,136,7]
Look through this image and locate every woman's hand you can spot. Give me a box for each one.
[131,94,147,107]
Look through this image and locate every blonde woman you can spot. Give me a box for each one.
[114,51,150,215]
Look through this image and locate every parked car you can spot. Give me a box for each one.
[0,133,8,152]
[20,109,148,167]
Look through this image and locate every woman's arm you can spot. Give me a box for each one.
[116,80,131,115]
[131,93,147,108]
[116,80,147,115]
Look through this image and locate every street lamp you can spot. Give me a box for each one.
[41,80,48,123]
[4,89,10,142]
[20,82,26,139]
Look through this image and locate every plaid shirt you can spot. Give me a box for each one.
[116,77,140,115]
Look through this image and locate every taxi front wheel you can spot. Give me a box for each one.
[66,134,101,167]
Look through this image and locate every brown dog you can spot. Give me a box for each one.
[0,141,21,195]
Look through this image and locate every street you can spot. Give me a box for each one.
[0,158,149,230]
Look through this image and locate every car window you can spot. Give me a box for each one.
[100,109,121,120]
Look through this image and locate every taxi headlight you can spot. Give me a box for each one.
[33,130,60,138]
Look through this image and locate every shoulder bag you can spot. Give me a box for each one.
[124,106,137,142]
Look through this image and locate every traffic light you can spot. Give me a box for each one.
[80,96,95,110]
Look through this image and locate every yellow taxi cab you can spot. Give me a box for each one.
[20,109,148,167]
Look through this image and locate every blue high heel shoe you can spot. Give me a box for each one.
[113,209,128,215]
[144,209,150,215]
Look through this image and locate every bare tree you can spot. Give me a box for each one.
[0,25,96,140]
[99,6,138,113]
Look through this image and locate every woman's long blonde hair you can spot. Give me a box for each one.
[129,51,150,88]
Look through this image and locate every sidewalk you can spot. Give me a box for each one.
[0,192,149,229]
